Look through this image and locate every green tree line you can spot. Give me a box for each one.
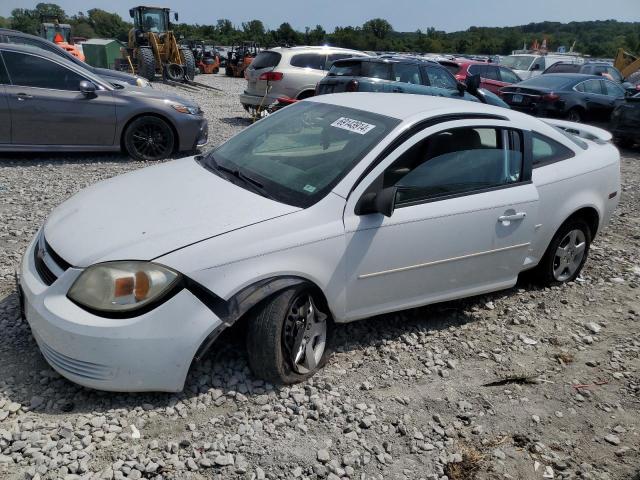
[2,3,639,57]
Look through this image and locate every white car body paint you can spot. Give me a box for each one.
[20,93,620,392]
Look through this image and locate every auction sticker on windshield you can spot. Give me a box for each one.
[331,117,376,135]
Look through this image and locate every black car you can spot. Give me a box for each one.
[500,73,627,122]
[542,61,639,94]
[610,93,640,147]
[0,28,150,87]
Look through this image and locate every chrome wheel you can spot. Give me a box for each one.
[553,229,586,282]
[283,294,327,374]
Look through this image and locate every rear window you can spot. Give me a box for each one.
[290,53,325,70]
[328,60,391,80]
[545,63,581,74]
[520,75,573,89]
[251,51,281,70]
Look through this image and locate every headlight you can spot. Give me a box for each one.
[171,104,201,115]
[68,261,181,314]
[136,77,152,88]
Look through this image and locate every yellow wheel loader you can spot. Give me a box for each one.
[125,6,195,82]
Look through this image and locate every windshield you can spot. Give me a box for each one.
[141,10,167,33]
[202,102,400,207]
[501,55,535,71]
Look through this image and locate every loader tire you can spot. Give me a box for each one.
[180,48,196,81]
[137,48,156,82]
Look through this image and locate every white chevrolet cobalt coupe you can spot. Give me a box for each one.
[20,93,620,392]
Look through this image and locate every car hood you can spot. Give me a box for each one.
[113,84,199,107]
[43,157,300,267]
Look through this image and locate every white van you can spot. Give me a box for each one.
[500,54,584,80]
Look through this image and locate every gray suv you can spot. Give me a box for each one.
[0,44,207,161]
[240,46,368,114]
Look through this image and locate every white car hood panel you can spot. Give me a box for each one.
[44,157,299,267]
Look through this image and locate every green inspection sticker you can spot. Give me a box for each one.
[303,184,317,193]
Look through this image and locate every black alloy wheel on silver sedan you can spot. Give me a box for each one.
[124,116,175,161]
[247,286,331,384]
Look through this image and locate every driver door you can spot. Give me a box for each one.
[1,49,116,146]
[342,121,539,321]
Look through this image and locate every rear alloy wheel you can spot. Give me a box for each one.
[535,219,591,285]
[566,108,583,123]
[124,116,174,161]
[247,287,330,384]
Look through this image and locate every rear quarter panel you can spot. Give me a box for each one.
[531,141,620,262]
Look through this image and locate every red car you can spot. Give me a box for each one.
[438,60,522,95]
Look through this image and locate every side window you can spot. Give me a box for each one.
[532,57,545,71]
[603,80,625,98]
[384,127,524,205]
[0,53,9,84]
[2,50,86,91]
[531,133,574,167]
[392,63,421,84]
[606,67,622,83]
[423,66,457,90]
[499,67,520,83]
[582,79,604,95]
[467,64,486,76]
[484,66,500,80]
[290,53,326,70]
[592,65,607,76]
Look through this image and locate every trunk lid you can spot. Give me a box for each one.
[245,51,282,96]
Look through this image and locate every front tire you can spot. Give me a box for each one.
[535,219,591,286]
[124,116,175,161]
[246,287,331,384]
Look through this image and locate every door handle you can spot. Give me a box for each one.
[498,212,526,223]
[16,93,33,101]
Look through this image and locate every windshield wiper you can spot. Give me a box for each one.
[207,155,275,200]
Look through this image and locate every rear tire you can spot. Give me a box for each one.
[137,48,156,82]
[246,286,331,384]
[566,107,583,123]
[180,48,196,81]
[124,116,175,161]
[534,219,591,286]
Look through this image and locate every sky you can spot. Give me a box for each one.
[1,0,639,32]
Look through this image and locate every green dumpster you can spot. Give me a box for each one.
[82,39,124,69]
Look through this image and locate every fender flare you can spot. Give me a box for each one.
[190,276,311,361]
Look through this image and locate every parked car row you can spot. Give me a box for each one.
[0,30,208,160]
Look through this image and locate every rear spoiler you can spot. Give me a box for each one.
[542,118,612,143]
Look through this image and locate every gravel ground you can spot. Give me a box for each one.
[0,73,638,480]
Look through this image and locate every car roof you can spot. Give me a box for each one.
[535,73,603,80]
[267,45,364,54]
[334,55,438,66]
[309,92,525,123]
[0,28,41,39]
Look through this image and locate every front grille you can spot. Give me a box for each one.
[33,234,70,286]
[35,333,115,381]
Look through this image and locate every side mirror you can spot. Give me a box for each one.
[79,80,96,96]
[129,8,134,18]
[456,81,466,95]
[466,74,480,95]
[531,63,541,71]
[355,187,398,217]
[174,12,179,22]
